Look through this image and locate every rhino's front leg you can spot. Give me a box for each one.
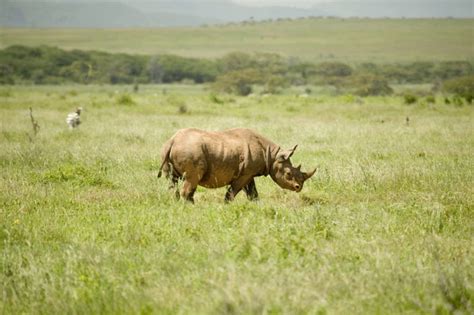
[243,178,258,201]
[225,176,253,202]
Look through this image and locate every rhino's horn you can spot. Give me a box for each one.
[303,167,317,180]
[296,164,301,171]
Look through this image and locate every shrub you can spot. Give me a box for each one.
[262,75,288,94]
[404,94,418,104]
[434,61,473,80]
[352,74,393,96]
[218,52,255,72]
[442,75,474,104]
[213,69,261,96]
[116,94,135,106]
[209,93,224,104]
[316,62,353,77]
[425,95,436,104]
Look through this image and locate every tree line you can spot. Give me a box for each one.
[0,45,472,98]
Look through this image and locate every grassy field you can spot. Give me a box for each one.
[0,84,473,314]
[1,18,473,63]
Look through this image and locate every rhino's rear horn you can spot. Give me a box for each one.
[303,167,317,180]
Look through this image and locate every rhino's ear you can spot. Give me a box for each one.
[276,144,298,161]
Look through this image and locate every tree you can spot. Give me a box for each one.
[443,75,474,104]
[213,69,261,96]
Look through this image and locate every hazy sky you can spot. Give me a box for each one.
[232,0,329,7]
[231,0,462,8]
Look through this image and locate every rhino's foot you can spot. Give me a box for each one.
[225,187,236,203]
[244,179,259,201]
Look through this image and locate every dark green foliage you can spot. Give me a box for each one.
[352,74,393,96]
[442,75,474,104]
[404,94,418,105]
[157,55,218,83]
[356,61,473,84]
[316,62,353,77]
[0,45,472,95]
[0,45,217,85]
[218,52,256,72]
[213,69,261,96]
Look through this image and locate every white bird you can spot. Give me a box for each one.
[66,107,82,129]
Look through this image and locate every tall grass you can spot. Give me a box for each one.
[1,85,473,314]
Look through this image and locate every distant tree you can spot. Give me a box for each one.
[316,62,353,77]
[218,52,255,72]
[351,74,393,96]
[147,57,164,83]
[434,61,473,80]
[213,69,261,96]
[443,75,474,104]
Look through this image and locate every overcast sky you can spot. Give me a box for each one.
[231,0,465,8]
[232,0,334,7]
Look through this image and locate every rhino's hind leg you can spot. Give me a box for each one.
[164,163,181,200]
[181,181,197,203]
[180,173,201,203]
[244,178,259,201]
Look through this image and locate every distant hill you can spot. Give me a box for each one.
[1,0,471,28]
[0,0,322,28]
[1,19,472,63]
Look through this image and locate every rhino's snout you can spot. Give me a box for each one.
[294,184,301,192]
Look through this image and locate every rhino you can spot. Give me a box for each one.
[158,128,316,203]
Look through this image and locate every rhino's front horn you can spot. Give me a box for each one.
[296,164,301,171]
[303,168,317,180]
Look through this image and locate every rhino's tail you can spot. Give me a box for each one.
[157,139,173,178]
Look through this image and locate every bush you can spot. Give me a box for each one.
[351,75,393,96]
[262,75,288,94]
[213,69,261,96]
[316,62,353,77]
[209,93,224,104]
[435,61,473,80]
[425,95,436,104]
[116,94,135,106]
[442,75,474,104]
[404,94,418,104]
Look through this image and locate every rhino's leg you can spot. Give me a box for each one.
[244,178,259,201]
[225,176,253,202]
[181,182,197,203]
[165,164,180,199]
[181,173,201,203]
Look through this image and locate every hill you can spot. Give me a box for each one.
[1,18,472,63]
[0,0,472,28]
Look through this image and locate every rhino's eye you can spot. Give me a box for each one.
[285,172,291,179]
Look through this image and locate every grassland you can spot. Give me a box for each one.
[1,84,473,314]
[1,18,473,63]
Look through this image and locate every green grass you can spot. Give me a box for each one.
[1,85,473,314]
[1,18,473,63]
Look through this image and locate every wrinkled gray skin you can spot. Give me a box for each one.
[158,128,317,203]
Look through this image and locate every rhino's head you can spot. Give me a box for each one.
[269,145,317,192]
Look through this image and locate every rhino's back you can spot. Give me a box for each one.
[169,128,268,188]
